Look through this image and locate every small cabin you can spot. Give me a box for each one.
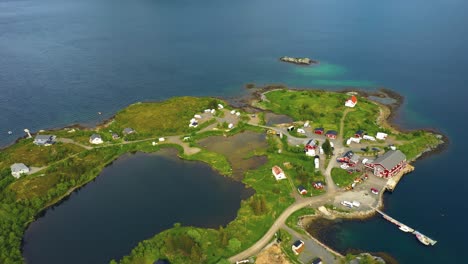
[123,128,135,135]
[292,240,305,255]
[89,134,103,145]
[355,130,364,138]
[33,135,56,146]
[345,95,358,108]
[314,127,324,135]
[297,185,307,195]
[325,130,338,139]
[10,163,29,179]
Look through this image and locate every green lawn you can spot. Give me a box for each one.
[0,139,83,172]
[285,207,316,234]
[331,167,360,187]
[108,97,222,139]
[258,89,345,131]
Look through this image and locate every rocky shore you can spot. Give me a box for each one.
[279,56,318,65]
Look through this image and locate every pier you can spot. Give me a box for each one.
[374,208,437,246]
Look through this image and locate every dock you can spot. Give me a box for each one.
[385,164,414,192]
[375,208,437,246]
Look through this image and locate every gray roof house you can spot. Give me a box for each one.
[10,163,30,178]
[370,150,407,178]
[122,128,135,135]
[33,135,56,146]
[89,134,103,144]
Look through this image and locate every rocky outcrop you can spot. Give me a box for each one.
[279,56,318,65]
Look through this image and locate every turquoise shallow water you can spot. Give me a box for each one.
[1,0,467,263]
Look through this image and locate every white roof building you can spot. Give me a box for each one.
[89,134,103,144]
[11,163,29,178]
[376,132,388,140]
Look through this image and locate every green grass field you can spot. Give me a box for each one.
[258,89,345,131]
[331,167,360,187]
[109,97,221,139]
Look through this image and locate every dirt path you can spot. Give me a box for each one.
[228,192,337,263]
[56,138,93,150]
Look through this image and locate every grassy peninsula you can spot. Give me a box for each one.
[0,88,443,264]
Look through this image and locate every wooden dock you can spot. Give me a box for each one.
[375,208,437,246]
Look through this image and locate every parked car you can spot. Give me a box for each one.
[311,257,323,264]
[371,188,379,194]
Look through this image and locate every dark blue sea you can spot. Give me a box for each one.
[1,0,467,263]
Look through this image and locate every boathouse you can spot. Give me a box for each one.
[366,150,406,178]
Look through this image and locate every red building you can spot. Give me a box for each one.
[365,150,407,178]
[325,130,338,139]
[314,127,324,135]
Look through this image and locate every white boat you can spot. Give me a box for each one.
[414,231,437,246]
[398,225,414,233]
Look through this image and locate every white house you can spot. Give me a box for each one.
[10,163,29,178]
[376,132,388,140]
[217,104,224,109]
[345,95,358,108]
[189,121,198,128]
[346,137,361,145]
[297,128,306,134]
[158,137,165,142]
[230,110,236,114]
[363,135,376,141]
[194,114,202,119]
[235,112,241,117]
[228,123,234,129]
[304,121,310,128]
[306,149,316,157]
[204,109,211,113]
[89,134,103,144]
[33,135,56,146]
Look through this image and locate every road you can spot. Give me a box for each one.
[229,191,338,262]
[229,108,355,263]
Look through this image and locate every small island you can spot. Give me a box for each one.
[0,88,444,264]
[280,56,318,65]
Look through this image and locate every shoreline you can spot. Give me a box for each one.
[244,85,447,262]
[2,86,448,264]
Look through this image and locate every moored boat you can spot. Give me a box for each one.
[414,231,437,246]
[399,225,414,233]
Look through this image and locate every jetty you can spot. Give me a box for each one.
[375,208,437,246]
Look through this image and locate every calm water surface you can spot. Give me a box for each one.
[22,150,252,264]
[1,0,467,263]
